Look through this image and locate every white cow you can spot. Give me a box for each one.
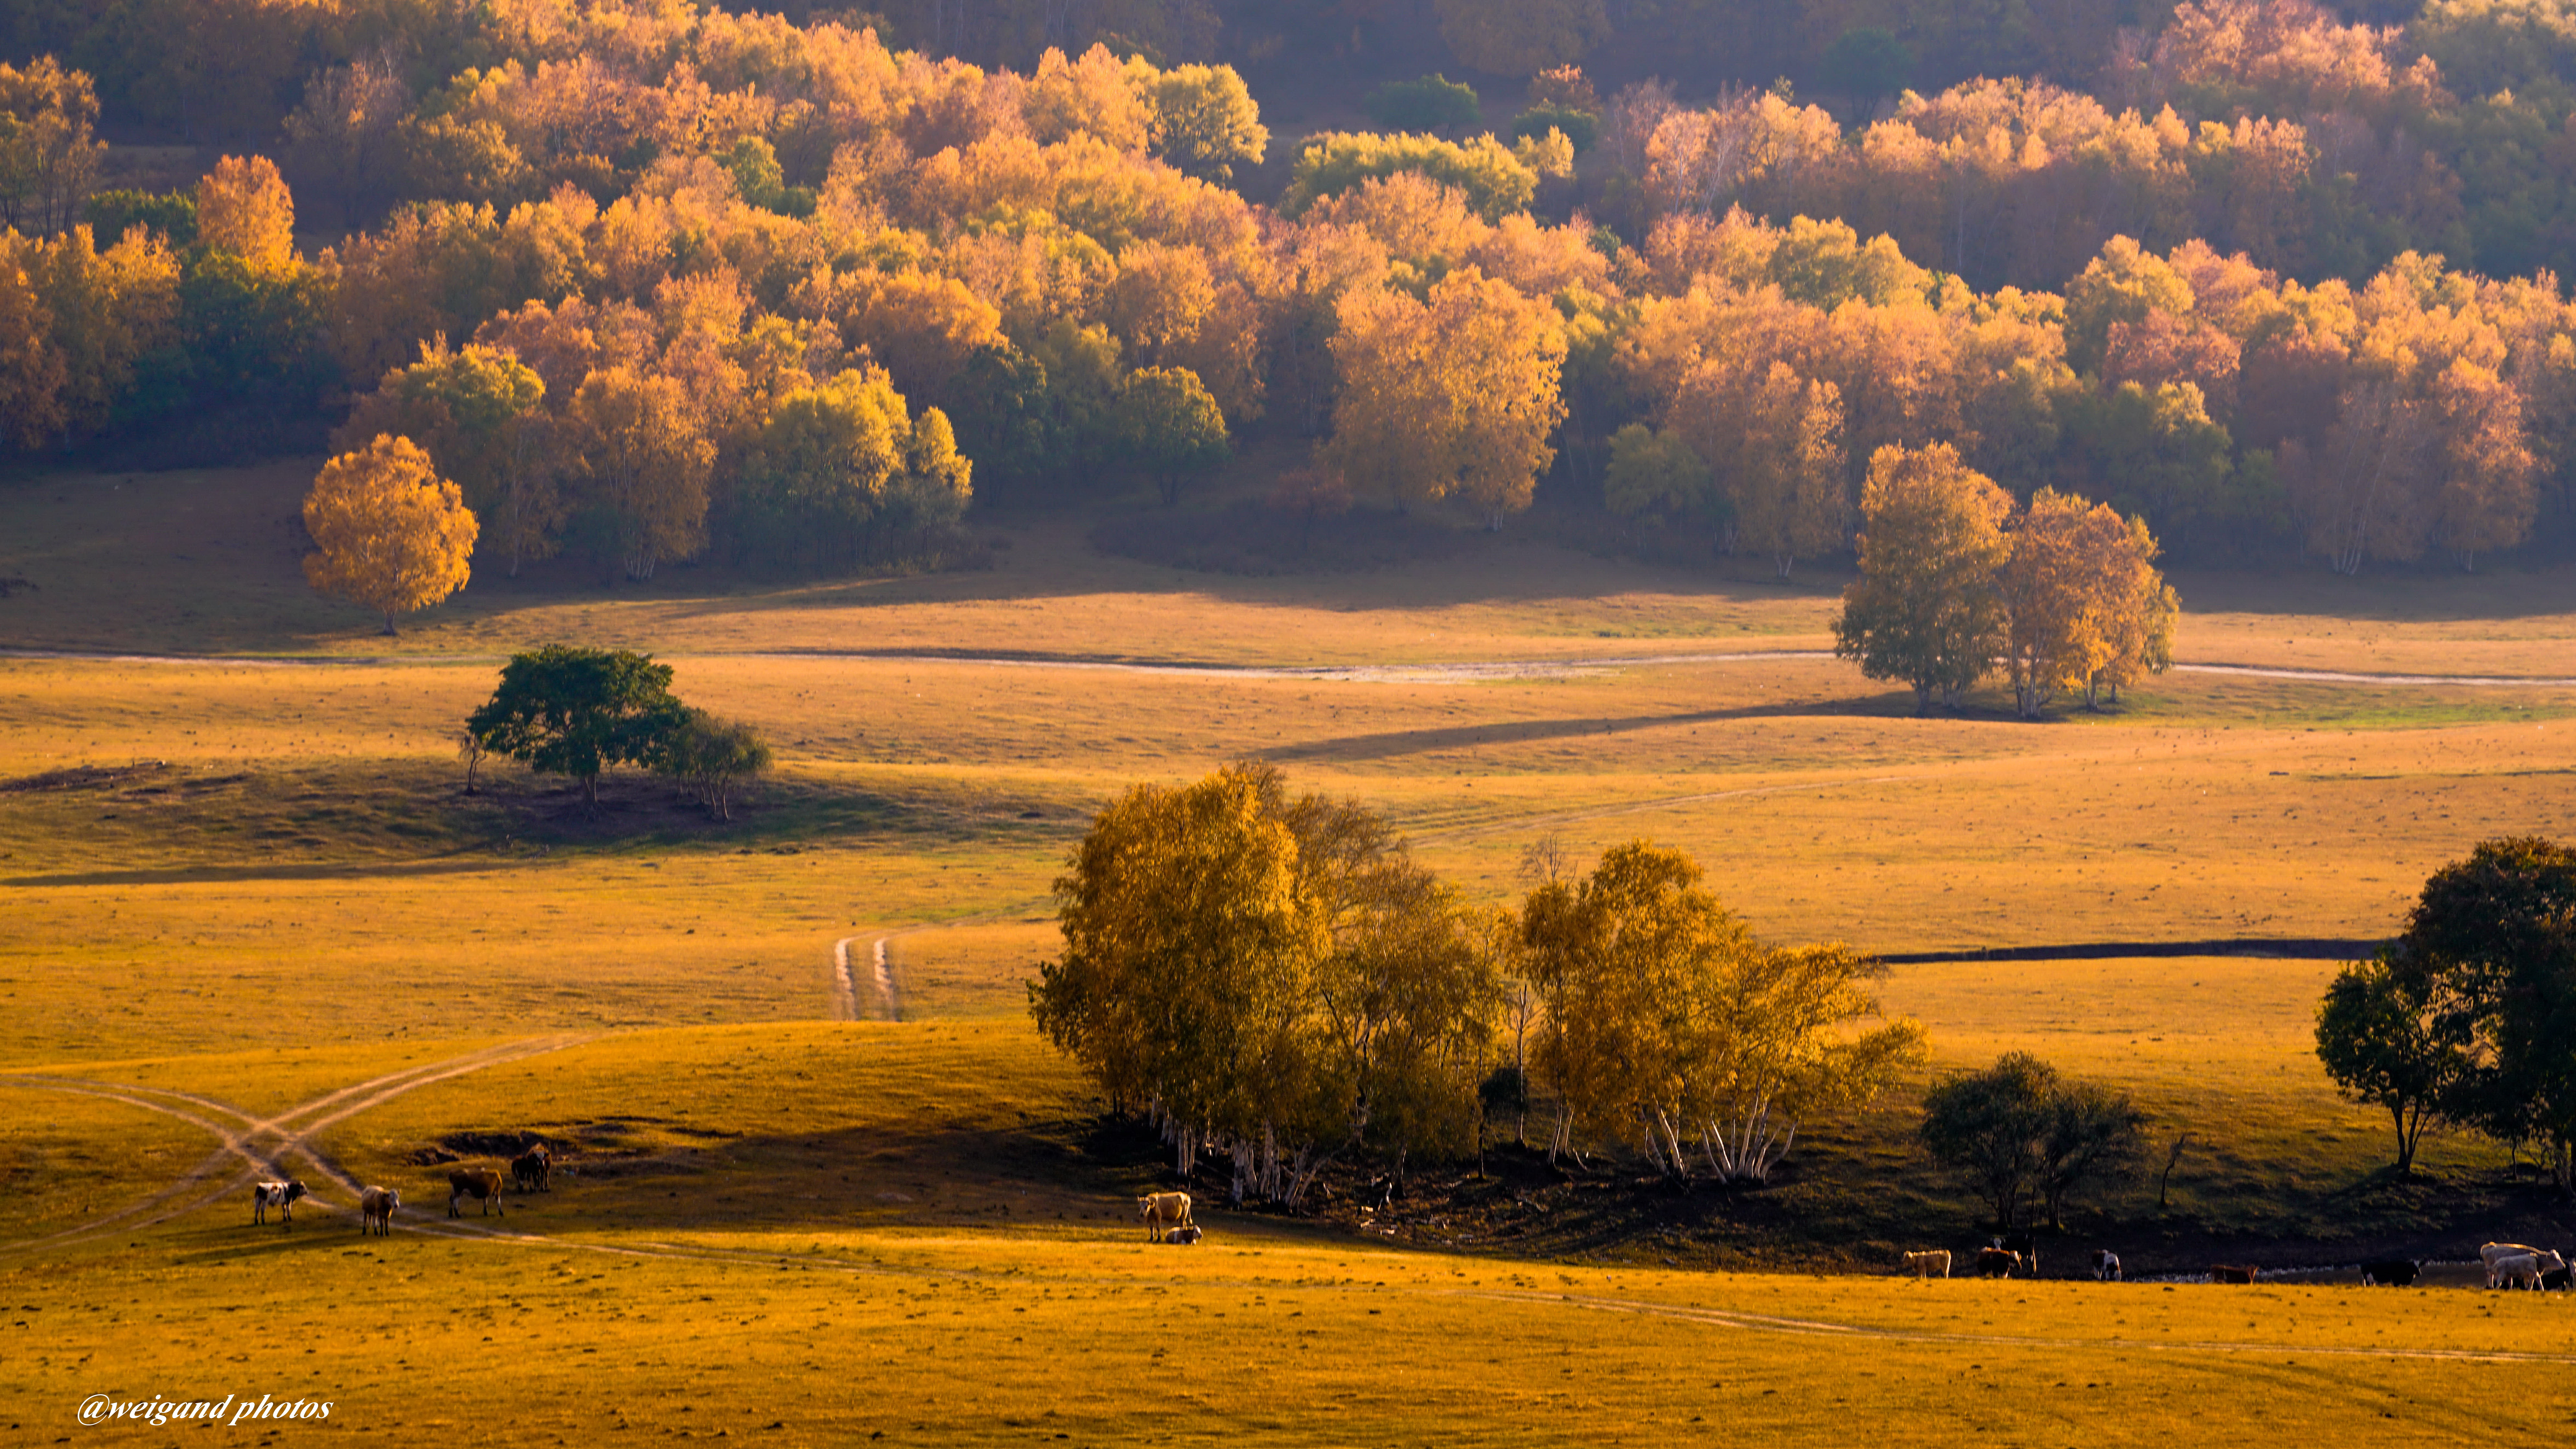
[251,1179,307,1226]
[1138,1191,1194,1241]
[2482,1242,2552,1288]
[1901,1249,1950,1279]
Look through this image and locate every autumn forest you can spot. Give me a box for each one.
[6,0,2576,597]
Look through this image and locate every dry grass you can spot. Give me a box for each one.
[9,460,2576,1441]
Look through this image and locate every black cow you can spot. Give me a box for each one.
[2360,1259,2420,1287]
[1996,1233,2039,1277]
[1976,1247,2022,1278]
[2543,1265,2572,1292]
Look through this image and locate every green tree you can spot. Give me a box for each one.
[1282,132,1543,222]
[2315,949,2470,1175]
[2036,1080,2146,1230]
[1133,62,1268,183]
[465,646,684,807]
[1117,364,1229,505]
[651,708,773,822]
[1819,28,1914,109]
[1918,1053,2054,1230]
[344,340,552,574]
[1366,76,1482,133]
[731,367,972,572]
[2400,836,2576,1189]
[1833,443,2013,714]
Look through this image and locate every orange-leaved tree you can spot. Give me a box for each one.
[302,435,479,634]
[1326,268,1567,530]
[1832,443,2013,714]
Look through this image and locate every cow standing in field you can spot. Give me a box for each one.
[511,1145,551,1194]
[1976,1247,2021,1278]
[251,1179,307,1226]
[448,1168,505,1217]
[2480,1242,2548,1288]
[2211,1265,2259,1284]
[1997,1234,2039,1277]
[2090,1250,2122,1281]
[2483,1243,2545,1284]
[358,1186,399,1236]
[1138,1191,1193,1241]
[1903,1250,1951,1279]
[2359,1259,2419,1286]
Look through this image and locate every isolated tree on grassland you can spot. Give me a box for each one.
[2315,949,2471,1175]
[1918,1053,2053,1231]
[2399,836,2576,1190]
[1031,763,1499,1206]
[301,435,479,636]
[1434,0,1610,75]
[564,366,714,582]
[2085,513,2180,708]
[1117,365,1230,505]
[1921,1053,2145,1230]
[193,155,298,274]
[1326,268,1566,529]
[465,646,683,807]
[1832,443,2012,714]
[2036,1079,2146,1230]
[1519,840,1922,1184]
[1997,488,2154,720]
[650,708,772,822]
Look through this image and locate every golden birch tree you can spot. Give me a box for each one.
[302,435,479,634]
[1326,268,1567,529]
[1832,443,2013,714]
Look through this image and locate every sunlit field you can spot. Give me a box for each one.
[6,464,2576,1443]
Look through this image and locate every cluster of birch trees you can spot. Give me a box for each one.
[1029,762,1926,1205]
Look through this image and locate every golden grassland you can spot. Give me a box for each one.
[7,463,2576,1442]
[3,1026,2573,1447]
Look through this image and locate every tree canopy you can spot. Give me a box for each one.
[300,434,479,634]
[464,645,684,806]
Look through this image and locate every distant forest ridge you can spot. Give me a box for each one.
[4,0,2575,580]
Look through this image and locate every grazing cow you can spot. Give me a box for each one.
[1976,1247,2021,1278]
[2090,1249,2122,1282]
[358,1185,399,1236]
[1902,1249,1951,1279]
[2211,1265,2259,1284]
[1137,1191,1193,1241]
[2542,1265,2572,1292]
[447,1168,505,1218]
[1164,1226,1203,1245]
[251,1179,307,1226]
[2480,1242,2547,1288]
[510,1146,551,1194]
[1997,1233,2039,1277]
[2494,1253,2545,1291]
[2359,1259,2420,1287]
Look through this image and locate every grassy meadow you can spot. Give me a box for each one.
[6,461,2576,1443]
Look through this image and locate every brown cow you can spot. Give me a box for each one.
[2211,1264,2258,1284]
[1975,1247,2020,1278]
[510,1146,551,1194]
[358,1185,399,1236]
[448,1168,504,1217]
[1138,1191,1193,1240]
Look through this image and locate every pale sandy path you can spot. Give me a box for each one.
[9,645,2575,687]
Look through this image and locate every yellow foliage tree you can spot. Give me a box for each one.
[302,435,480,635]
[565,365,715,582]
[2000,488,2180,718]
[1832,443,2014,714]
[194,155,298,273]
[1326,268,1567,529]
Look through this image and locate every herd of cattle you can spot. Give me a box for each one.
[1899,1234,2575,1288]
[249,1167,2568,1290]
[245,1144,556,1234]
